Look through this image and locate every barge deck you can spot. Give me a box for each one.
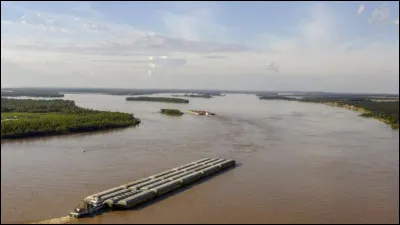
[70,158,236,218]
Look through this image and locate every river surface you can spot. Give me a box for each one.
[1,94,399,224]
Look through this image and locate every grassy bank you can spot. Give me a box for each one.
[1,98,141,139]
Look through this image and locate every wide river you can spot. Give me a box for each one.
[1,94,399,224]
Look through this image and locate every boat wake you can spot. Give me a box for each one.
[28,216,76,224]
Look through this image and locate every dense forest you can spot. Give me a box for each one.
[184,94,213,98]
[259,95,295,101]
[110,93,150,96]
[1,90,64,97]
[172,94,213,98]
[1,98,79,113]
[160,109,184,116]
[126,97,189,103]
[1,98,141,139]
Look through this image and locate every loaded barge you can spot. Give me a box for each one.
[70,158,236,218]
[188,110,216,116]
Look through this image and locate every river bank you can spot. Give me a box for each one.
[259,95,398,129]
[322,101,399,129]
[1,98,141,139]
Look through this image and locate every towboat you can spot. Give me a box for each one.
[69,196,104,218]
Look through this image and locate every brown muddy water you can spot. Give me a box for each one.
[1,94,399,224]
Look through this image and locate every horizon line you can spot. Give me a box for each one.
[1,86,399,96]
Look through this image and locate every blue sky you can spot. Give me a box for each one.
[1,1,399,93]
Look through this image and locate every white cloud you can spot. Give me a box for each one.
[395,19,399,25]
[300,3,338,49]
[369,3,391,24]
[357,4,365,15]
[147,55,187,76]
[1,20,13,24]
[1,2,399,93]
[162,9,230,42]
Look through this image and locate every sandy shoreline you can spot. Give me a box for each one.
[323,102,398,128]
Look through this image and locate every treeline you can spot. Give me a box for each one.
[172,94,213,98]
[160,109,184,116]
[299,97,369,103]
[1,98,86,113]
[1,98,141,139]
[259,95,294,101]
[126,97,189,103]
[1,112,140,139]
[301,98,398,129]
[184,94,213,98]
[1,88,228,96]
[337,100,399,128]
[258,95,399,129]
[1,90,64,98]
[110,93,150,96]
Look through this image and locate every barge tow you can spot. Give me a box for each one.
[69,158,236,218]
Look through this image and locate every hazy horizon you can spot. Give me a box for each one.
[1,1,399,93]
[2,85,399,95]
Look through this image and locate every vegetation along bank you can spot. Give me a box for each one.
[259,94,399,129]
[126,96,189,103]
[1,98,141,139]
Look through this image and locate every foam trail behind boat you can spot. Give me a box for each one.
[27,216,76,224]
